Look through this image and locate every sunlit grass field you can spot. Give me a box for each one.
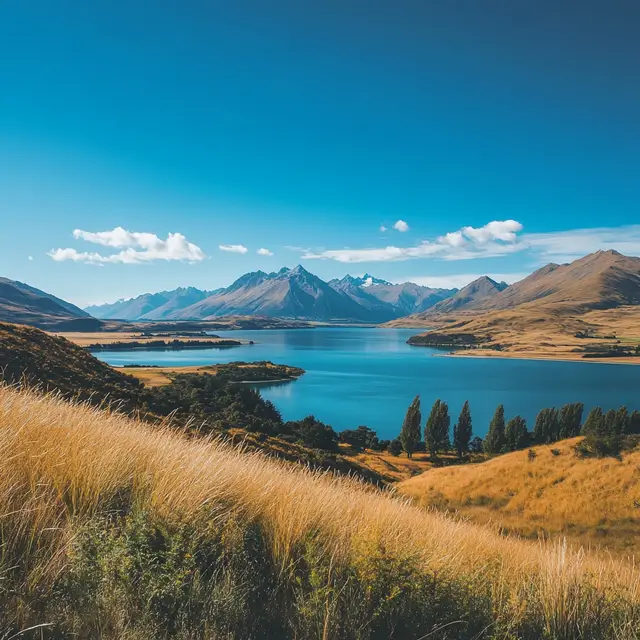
[1,385,640,638]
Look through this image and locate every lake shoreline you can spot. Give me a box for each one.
[434,349,640,366]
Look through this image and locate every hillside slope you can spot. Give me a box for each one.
[0,277,95,328]
[0,322,144,408]
[0,385,636,638]
[399,437,640,551]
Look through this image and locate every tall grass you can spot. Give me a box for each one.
[0,385,639,638]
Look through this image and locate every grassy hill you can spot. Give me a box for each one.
[0,385,638,638]
[398,437,640,553]
[0,322,144,409]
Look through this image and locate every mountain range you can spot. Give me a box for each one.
[85,266,458,322]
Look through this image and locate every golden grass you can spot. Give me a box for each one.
[398,438,640,553]
[1,386,640,636]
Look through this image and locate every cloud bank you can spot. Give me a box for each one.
[49,227,206,264]
[302,220,524,263]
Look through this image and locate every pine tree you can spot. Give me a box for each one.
[425,399,450,456]
[533,408,559,444]
[484,404,505,454]
[453,400,472,457]
[399,395,421,458]
[582,407,604,435]
[505,416,528,451]
[558,403,584,439]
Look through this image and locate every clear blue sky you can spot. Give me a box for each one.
[1,0,639,305]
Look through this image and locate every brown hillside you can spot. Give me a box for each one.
[398,437,640,553]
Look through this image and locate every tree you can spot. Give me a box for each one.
[533,408,559,444]
[469,437,484,453]
[505,416,528,451]
[400,395,421,458]
[558,403,584,439]
[484,404,506,454]
[453,401,472,458]
[388,439,403,456]
[582,407,604,435]
[627,410,640,435]
[287,416,339,451]
[339,425,379,450]
[425,399,450,457]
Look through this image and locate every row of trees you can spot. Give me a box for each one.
[399,396,473,458]
[397,397,640,458]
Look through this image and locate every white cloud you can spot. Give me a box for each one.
[27,256,33,261]
[257,248,273,256]
[49,227,206,265]
[302,220,525,263]
[219,244,248,254]
[379,225,388,232]
[524,225,640,262]
[401,272,529,289]
[393,220,409,232]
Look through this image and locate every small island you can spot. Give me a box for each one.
[118,360,305,387]
[84,337,247,351]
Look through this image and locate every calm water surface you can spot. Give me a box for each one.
[96,328,640,440]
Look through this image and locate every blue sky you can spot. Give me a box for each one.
[1,0,639,306]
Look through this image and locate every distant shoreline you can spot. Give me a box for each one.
[434,349,640,366]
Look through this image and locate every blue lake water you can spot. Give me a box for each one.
[95,327,640,440]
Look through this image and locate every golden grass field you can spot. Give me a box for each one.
[398,437,640,553]
[1,385,640,637]
[397,305,640,364]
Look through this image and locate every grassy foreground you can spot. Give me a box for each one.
[1,388,640,639]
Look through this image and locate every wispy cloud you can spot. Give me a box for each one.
[27,256,33,261]
[49,227,206,264]
[393,220,409,232]
[401,272,529,289]
[379,225,388,232]
[257,247,273,256]
[302,220,524,263]
[524,225,640,263]
[219,244,248,254]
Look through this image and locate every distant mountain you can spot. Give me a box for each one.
[425,276,509,314]
[474,250,640,312]
[366,282,457,314]
[0,277,96,329]
[86,268,458,323]
[86,287,217,320]
[170,266,380,322]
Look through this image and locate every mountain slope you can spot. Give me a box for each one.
[0,277,93,328]
[86,287,216,320]
[170,266,379,322]
[390,276,507,322]
[476,250,640,312]
[327,275,401,321]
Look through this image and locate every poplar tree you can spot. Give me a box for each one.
[582,407,604,435]
[505,416,528,451]
[533,408,559,444]
[484,404,506,454]
[558,403,584,439]
[399,395,421,458]
[425,399,450,456]
[453,400,472,457]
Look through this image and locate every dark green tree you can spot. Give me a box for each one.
[582,407,604,435]
[399,395,421,458]
[505,416,529,451]
[533,408,559,444]
[425,399,450,456]
[558,403,584,439]
[388,439,403,456]
[453,400,473,458]
[484,404,506,454]
[627,410,640,435]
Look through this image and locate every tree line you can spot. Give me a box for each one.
[396,396,640,459]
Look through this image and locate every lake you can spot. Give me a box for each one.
[95,327,640,440]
